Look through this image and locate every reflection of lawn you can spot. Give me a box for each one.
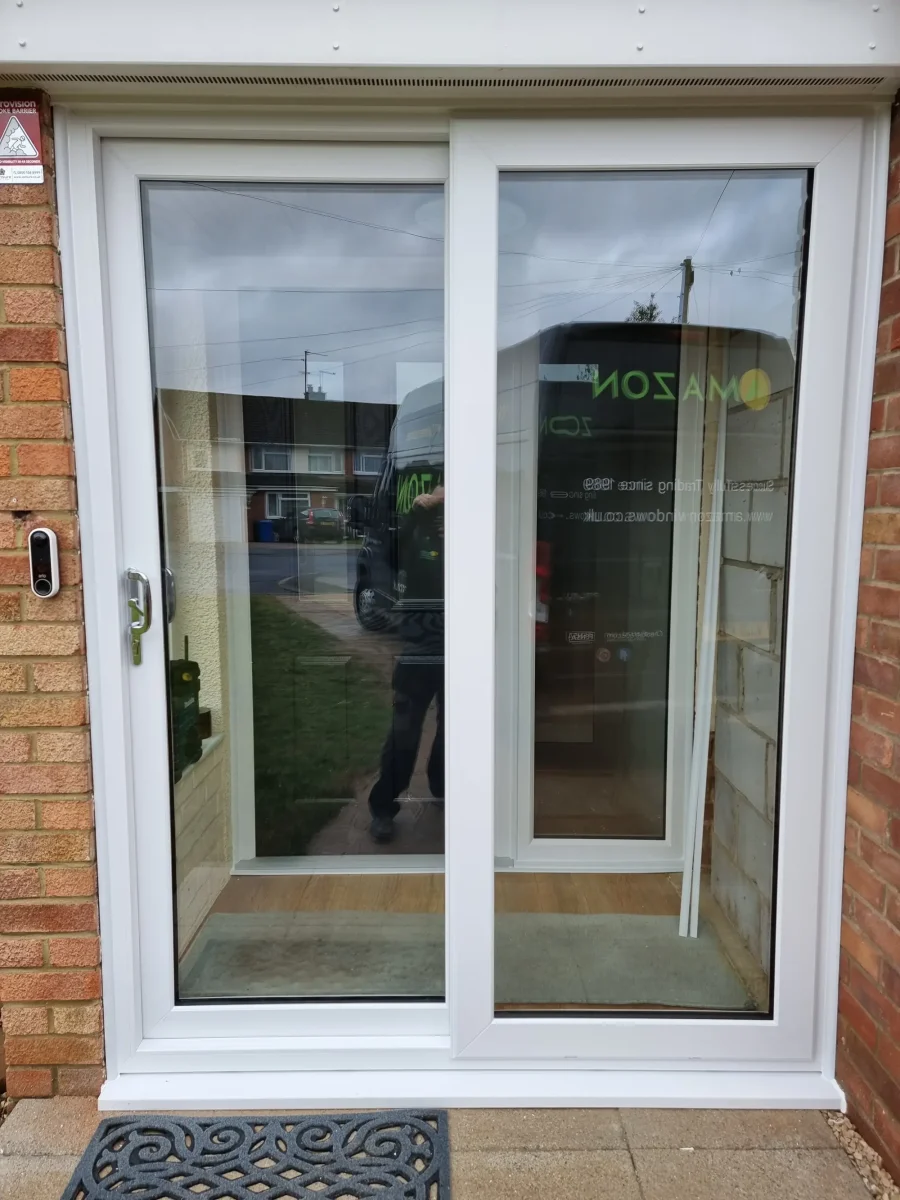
[250,596,390,857]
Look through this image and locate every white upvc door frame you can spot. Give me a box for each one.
[54,104,887,1108]
[69,130,453,1057]
[446,113,886,1066]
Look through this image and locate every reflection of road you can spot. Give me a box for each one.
[246,543,356,597]
[276,590,444,857]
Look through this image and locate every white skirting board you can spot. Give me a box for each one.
[100,1069,845,1111]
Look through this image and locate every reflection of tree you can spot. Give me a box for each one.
[625,294,661,323]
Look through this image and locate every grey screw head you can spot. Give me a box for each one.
[333,41,340,49]
[636,42,644,50]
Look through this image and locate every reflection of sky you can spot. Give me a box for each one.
[143,171,807,405]
[499,171,807,352]
[143,183,445,405]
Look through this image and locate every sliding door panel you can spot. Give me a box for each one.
[141,179,446,1002]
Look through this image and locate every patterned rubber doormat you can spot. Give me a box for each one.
[61,1111,450,1199]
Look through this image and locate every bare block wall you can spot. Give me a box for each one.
[0,91,101,1098]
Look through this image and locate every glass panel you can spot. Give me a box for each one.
[494,169,808,1013]
[142,181,445,1001]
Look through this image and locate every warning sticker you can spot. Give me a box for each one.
[0,102,43,184]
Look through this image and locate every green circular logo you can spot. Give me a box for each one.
[739,368,772,411]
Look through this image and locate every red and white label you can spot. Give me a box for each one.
[0,101,43,184]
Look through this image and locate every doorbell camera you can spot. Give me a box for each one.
[27,527,60,599]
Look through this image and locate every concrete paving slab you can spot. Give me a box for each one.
[0,1097,100,1158]
[633,1147,872,1200]
[449,1107,626,1150]
[621,1107,837,1149]
[0,1155,81,1200]
[452,1150,641,1199]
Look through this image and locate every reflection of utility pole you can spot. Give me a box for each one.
[679,256,695,324]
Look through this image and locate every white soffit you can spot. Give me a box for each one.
[0,67,896,103]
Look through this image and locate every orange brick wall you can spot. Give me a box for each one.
[0,91,102,1098]
[839,94,900,1176]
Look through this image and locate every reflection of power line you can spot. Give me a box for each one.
[692,171,734,259]
[151,260,679,299]
[160,323,446,378]
[694,265,795,288]
[187,182,684,273]
[187,181,445,244]
[154,315,443,351]
[238,272,682,395]
[153,270,676,351]
[699,249,799,267]
[160,268,674,378]
[500,267,679,327]
[499,267,672,322]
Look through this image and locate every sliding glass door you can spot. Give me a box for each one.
[446,116,863,1063]
[94,116,866,1080]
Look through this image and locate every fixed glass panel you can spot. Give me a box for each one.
[142,181,445,1001]
[494,169,808,1012]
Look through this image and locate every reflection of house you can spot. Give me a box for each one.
[242,391,396,539]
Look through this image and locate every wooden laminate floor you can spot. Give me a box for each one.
[210,871,681,917]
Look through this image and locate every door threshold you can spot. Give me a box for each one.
[100,1067,844,1111]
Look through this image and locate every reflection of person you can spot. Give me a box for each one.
[369,485,444,843]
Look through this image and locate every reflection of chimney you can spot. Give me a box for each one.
[307,386,327,401]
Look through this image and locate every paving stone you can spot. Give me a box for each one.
[449,1107,625,1150]
[621,1108,836,1149]
[633,1147,871,1199]
[451,1150,641,1199]
[0,1097,100,1158]
[0,1155,81,1200]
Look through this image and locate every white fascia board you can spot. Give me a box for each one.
[1,0,899,73]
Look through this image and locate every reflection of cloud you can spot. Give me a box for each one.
[498,170,806,349]
[143,171,806,404]
[145,183,445,405]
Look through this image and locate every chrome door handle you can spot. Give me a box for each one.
[163,567,176,622]
[125,568,152,666]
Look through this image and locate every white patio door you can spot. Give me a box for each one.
[444,115,870,1065]
[102,138,453,1037]
[76,111,876,1100]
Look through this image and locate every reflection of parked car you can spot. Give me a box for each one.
[286,507,345,543]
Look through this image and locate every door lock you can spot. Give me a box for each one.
[125,569,152,665]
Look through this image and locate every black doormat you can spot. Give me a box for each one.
[61,1111,450,1199]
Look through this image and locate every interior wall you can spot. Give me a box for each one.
[159,387,234,954]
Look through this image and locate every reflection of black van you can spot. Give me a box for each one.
[353,322,795,653]
[353,379,444,631]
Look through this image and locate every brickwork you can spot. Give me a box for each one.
[839,96,900,1178]
[0,91,101,1098]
